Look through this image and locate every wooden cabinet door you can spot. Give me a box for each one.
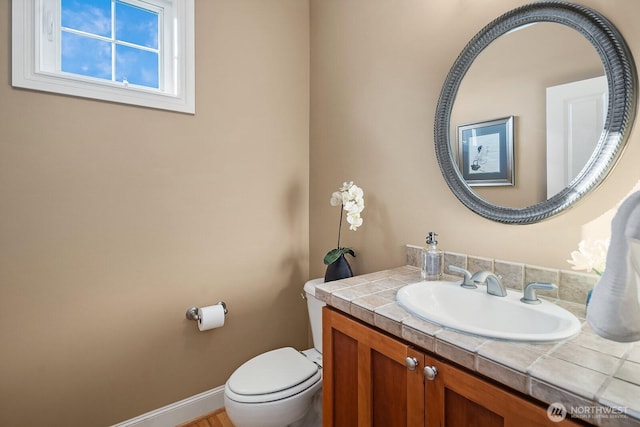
[323,307,425,427]
[423,354,581,427]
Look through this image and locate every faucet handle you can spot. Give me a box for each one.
[448,265,476,289]
[521,282,557,305]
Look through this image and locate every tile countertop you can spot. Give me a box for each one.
[315,266,640,427]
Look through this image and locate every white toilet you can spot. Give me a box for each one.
[224,278,326,427]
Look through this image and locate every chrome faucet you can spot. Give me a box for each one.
[470,270,507,297]
[448,265,476,289]
[521,282,557,304]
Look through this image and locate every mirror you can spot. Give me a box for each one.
[452,22,604,208]
[434,1,637,224]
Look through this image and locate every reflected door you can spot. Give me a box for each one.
[546,76,607,198]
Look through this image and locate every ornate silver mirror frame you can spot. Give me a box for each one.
[434,1,637,224]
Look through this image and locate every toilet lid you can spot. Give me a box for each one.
[227,347,320,399]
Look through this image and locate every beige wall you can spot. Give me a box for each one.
[309,0,640,278]
[0,1,309,426]
[2,0,640,425]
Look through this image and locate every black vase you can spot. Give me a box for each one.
[324,254,353,282]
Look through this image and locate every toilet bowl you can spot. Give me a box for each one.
[223,278,325,427]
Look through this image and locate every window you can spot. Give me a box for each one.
[12,0,195,113]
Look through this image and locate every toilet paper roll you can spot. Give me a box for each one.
[197,304,225,331]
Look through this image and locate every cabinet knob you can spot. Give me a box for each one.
[423,365,438,381]
[405,356,419,371]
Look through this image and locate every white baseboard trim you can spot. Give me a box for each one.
[111,385,225,427]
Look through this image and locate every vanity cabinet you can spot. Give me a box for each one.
[322,307,581,426]
[422,351,584,426]
[322,306,424,426]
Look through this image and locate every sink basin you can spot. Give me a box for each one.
[396,280,582,342]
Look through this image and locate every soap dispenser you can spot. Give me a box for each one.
[422,232,443,280]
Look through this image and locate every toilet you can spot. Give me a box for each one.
[224,278,326,427]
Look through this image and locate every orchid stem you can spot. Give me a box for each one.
[337,205,343,249]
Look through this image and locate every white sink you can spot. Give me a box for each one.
[396,280,582,342]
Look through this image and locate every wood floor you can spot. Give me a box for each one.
[177,408,235,427]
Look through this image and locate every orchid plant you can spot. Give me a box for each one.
[567,239,608,276]
[324,181,365,265]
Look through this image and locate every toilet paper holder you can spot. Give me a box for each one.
[185,301,228,321]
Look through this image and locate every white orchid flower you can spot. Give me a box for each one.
[339,181,354,191]
[348,184,364,199]
[343,200,357,213]
[567,239,608,275]
[330,191,343,207]
[347,214,363,230]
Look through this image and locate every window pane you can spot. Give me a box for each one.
[62,0,112,37]
[115,1,159,49]
[116,45,159,88]
[62,32,112,80]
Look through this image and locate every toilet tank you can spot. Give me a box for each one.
[303,278,326,353]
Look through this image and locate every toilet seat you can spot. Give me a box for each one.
[225,347,321,404]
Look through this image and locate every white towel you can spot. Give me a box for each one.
[586,191,640,342]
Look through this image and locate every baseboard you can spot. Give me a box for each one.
[111,386,225,427]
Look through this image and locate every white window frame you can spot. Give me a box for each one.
[12,0,195,114]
